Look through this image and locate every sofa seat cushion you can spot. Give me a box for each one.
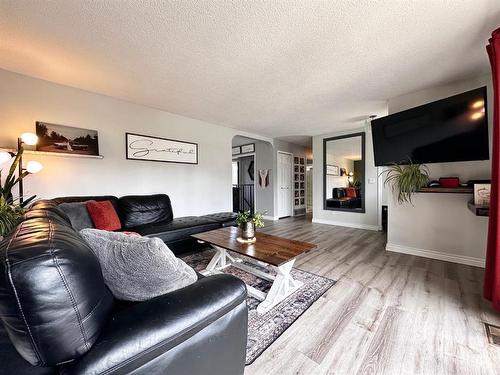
[130,216,220,243]
[202,212,237,227]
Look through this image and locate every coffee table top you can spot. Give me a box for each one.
[192,226,316,266]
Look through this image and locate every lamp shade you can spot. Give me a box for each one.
[0,151,13,165]
[20,132,38,145]
[26,160,43,174]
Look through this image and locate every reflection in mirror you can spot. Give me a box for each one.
[323,133,365,212]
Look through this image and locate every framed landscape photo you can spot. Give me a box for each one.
[36,121,99,156]
[126,132,198,164]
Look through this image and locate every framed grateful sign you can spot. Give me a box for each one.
[126,133,198,164]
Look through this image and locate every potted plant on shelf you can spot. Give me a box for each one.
[235,211,265,241]
[382,162,430,204]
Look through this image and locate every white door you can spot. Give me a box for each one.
[277,152,293,218]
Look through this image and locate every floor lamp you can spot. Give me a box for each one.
[0,132,43,204]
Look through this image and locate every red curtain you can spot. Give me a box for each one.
[485,28,500,310]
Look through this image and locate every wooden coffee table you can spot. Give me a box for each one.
[192,226,316,314]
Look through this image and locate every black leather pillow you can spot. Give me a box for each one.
[118,194,174,229]
[0,214,113,366]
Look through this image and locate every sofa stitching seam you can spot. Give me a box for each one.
[82,294,104,322]
[48,218,90,351]
[4,220,44,365]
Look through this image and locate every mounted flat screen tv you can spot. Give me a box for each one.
[371,87,489,166]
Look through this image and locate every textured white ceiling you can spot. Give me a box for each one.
[1,1,499,140]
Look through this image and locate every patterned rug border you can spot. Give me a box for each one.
[246,267,335,366]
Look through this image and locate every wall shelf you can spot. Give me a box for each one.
[1,148,103,159]
[467,201,489,217]
[417,187,473,194]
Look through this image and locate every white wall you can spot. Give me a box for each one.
[312,126,380,230]
[386,74,492,267]
[0,69,267,217]
[254,140,275,216]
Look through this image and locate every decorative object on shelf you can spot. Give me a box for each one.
[240,143,255,154]
[439,177,460,188]
[36,121,100,156]
[382,162,430,204]
[326,164,339,176]
[236,210,265,241]
[258,169,270,188]
[126,132,198,164]
[0,132,43,237]
[474,183,491,206]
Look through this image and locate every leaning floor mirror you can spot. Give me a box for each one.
[323,132,365,213]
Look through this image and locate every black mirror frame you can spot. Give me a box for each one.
[323,132,366,213]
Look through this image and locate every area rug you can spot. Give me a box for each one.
[181,248,335,365]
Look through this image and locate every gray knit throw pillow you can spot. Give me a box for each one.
[79,229,197,301]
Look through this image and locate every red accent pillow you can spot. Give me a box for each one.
[345,188,357,198]
[86,200,121,231]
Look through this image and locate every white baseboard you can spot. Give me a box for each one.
[263,215,279,221]
[386,243,485,268]
[312,218,379,231]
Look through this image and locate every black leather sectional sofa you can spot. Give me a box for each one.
[51,194,237,254]
[0,195,247,375]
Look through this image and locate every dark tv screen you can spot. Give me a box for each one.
[371,87,489,166]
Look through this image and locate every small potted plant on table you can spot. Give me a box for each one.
[235,211,265,242]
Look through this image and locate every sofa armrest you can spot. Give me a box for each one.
[61,274,247,375]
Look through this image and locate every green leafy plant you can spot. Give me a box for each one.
[382,162,430,204]
[0,147,36,237]
[235,211,266,228]
[0,196,26,237]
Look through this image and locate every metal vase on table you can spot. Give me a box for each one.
[240,221,255,240]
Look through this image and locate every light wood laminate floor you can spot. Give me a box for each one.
[245,215,500,375]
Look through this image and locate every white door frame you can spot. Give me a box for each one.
[277,151,294,218]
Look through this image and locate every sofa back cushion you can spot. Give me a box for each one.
[51,195,120,213]
[118,194,173,229]
[0,212,113,366]
[58,202,95,231]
